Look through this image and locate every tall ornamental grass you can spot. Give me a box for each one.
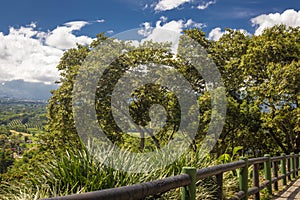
[0,145,220,200]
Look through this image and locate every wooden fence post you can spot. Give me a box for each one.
[297,153,299,176]
[288,154,292,181]
[239,157,248,200]
[291,153,296,179]
[181,167,196,200]
[264,154,272,195]
[253,163,260,200]
[216,173,223,200]
[281,153,287,185]
[298,153,300,173]
[273,161,279,191]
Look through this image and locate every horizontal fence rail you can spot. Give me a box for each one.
[41,153,300,200]
[42,174,192,200]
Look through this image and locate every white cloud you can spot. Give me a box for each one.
[160,16,168,22]
[197,0,216,10]
[208,27,224,41]
[45,21,93,50]
[0,21,94,84]
[65,21,89,30]
[0,24,62,84]
[155,20,185,32]
[139,18,203,52]
[251,9,300,35]
[138,18,204,37]
[138,22,154,37]
[155,0,191,11]
[154,0,217,11]
[141,20,184,49]
[140,20,185,52]
[107,30,114,34]
[143,4,149,10]
[208,27,250,41]
[186,19,205,29]
[96,19,105,23]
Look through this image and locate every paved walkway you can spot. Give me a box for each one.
[272,179,300,199]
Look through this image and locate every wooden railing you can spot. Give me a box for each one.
[41,153,300,200]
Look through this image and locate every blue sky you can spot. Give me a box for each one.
[0,0,299,85]
[1,0,299,36]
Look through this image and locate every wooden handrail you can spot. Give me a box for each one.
[41,152,300,200]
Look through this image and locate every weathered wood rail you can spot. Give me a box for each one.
[41,153,300,200]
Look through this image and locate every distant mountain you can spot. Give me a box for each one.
[0,80,58,100]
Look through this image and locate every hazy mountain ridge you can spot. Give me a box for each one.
[0,80,58,100]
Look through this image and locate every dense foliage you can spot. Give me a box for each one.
[44,25,299,156]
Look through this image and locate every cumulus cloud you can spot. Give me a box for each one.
[197,0,216,10]
[138,22,154,37]
[138,18,204,52]
[208,27,224,41]
[138,18,204,37]
[155,0,191,11]
[208,27,250,41]
[154,19,186,32]
[154,0,217,11]
[251,9,300,35]
[0,21,94,84]
[45,21,93,50]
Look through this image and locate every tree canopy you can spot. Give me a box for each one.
[44,25,300,157]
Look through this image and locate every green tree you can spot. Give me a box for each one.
[240,25,300,154]
[42,43,91,152]
[0,148,14,174]
[44,33,198,153]
[202,29,264,156]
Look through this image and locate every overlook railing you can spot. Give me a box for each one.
[41,153,300,200]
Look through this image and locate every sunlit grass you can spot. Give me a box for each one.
[0,144,220,199]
